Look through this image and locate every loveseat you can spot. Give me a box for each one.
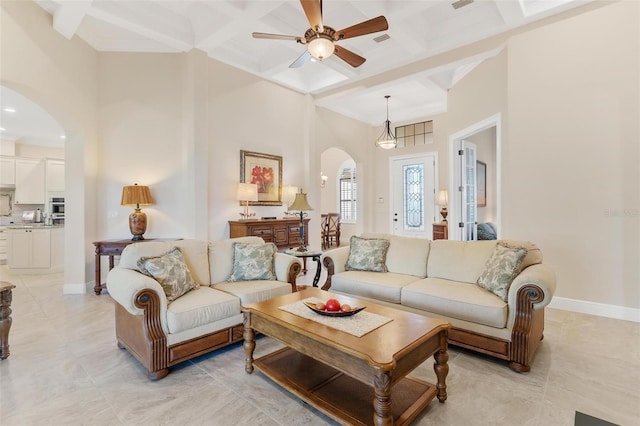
[321,234,556,372]
[106,237,301,380]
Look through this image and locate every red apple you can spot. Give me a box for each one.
[325,298,341,312]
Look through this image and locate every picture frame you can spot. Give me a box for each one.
[240,150,282,206]
[477,160,486,207]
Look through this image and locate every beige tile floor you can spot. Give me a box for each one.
[1,264,639,426]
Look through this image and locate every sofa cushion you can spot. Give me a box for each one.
[361,233,430,278]
[166,287,241,334]
[209,236,265,284]
[477,242,528,301]
[119,239,210,286]
[214,280,292,305]
[137,247,198,302]
[427,240,497,284]
[228,242,277,281]
[345,236,390,272]
[331,271,421,304]
[402,278,508,329]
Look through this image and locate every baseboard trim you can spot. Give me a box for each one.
[549,297,640,323]
[63,283,87,294]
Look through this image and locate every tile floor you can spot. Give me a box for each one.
[0,264,638,426]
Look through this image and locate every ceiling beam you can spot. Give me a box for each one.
[52,0,93,40]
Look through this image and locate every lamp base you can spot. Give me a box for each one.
[440,208,448,223]
[129,208,147,241]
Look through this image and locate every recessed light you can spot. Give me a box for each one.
[60,135,66,139]
[3,107,16,113]
[0,127,5,131]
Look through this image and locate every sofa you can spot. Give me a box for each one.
[321,234,556,372]
[106,236,301,380]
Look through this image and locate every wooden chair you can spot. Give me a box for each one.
[320,214,329,250]
[324,213,341,249]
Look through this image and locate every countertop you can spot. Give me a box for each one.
[3,224,65,229]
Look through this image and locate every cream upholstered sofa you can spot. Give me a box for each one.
[106,237,301,380]
[321,234,556,373]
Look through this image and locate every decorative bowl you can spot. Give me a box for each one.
[304,301,366,317]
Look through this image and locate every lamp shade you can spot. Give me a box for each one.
[436,190,449,207]
[288,191,313,212]
[282,185,299,205]
[237,183,258,202]
[121,184,153,206]
[307,35,335,60]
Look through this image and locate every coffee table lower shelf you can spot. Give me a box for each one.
[254,347,438,426]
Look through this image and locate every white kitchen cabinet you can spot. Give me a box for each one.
[14,158,45,204]
[46,159,65,193]
[7,228,51,269]
[0,157,15,186]
[0,228,7,265]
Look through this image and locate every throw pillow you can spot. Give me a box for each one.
[228,242,277,282]
[476,242,528,301]
[137,247,198,302]
[345,236,390,272]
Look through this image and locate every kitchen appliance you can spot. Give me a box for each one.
[49,197,65,223]
[22,210,35,222]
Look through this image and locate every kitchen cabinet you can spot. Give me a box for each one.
[7,228,51,269]
[0,157,15,186]
[46,159,65,193]
[0,228,7,265]
[14,158,45,204]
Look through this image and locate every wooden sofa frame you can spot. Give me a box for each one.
[114,262,301,380]
[322,257,544,373]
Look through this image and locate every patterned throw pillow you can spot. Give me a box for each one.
[228,242,277,282]
[137,247,198,302]
[345,236,390,272]
[476,242,528,301]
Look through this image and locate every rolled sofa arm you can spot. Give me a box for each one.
[506,263,556,331]
[321,246,350,290]
[106,267,170,334]
[274,253,303,291]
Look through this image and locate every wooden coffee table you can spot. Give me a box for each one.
[242,288,451,426]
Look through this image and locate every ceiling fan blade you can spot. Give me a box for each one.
[334,45,366,68]
[300,0,323,32]
[289,50,312,68]
[335,16,389,40]
[252,32,302,42]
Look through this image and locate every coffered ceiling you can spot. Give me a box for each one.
[1,0,590,146]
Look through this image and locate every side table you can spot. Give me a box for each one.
[284,249,322,287]
[93,238,179,295]
[0,281,16,360]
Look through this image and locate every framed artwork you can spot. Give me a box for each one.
[477,160,486,207]
[240,150,282,206]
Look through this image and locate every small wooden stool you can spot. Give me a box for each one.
[0,281,16,360]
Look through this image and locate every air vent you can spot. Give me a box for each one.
[373,34,391,43]
[452,0,473,10]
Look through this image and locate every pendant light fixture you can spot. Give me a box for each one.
[375,95,397,149]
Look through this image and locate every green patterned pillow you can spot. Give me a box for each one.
[137,247,198,302]
[228,242,277,282]
[477,242,528,301]
[345,236,390,272]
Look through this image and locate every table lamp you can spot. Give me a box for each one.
[436,190,449,222]
[121,184,154,240]
[287,189,313,251]
[237,183,258,219]
[282,185,298,216]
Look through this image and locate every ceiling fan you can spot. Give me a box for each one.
[252,0,389,68]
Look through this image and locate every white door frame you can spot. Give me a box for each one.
[448,114,502,240]
[388,151,439,237]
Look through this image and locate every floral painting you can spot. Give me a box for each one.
[240,150,282,206]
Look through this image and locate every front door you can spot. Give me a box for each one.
[390,153,437,238]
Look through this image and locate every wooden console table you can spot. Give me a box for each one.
[229,218,310,251]
[92,238,179,295]
[433,223,448,240]
[0,281,16,360]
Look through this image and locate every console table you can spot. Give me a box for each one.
[92,238,179,295]
[433,223,448,240]
[229,218,310,251]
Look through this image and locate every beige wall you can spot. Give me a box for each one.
[1,0,98,291]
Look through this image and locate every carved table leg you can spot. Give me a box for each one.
[372,367,393,426]
[0,283,16,360]
[94,247,102,295]
[243,312,255,374]
[311,255,322,287]
[434,331,449,403]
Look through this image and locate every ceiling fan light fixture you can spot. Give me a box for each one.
[307,34,335,60]
[375,95,397,150]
